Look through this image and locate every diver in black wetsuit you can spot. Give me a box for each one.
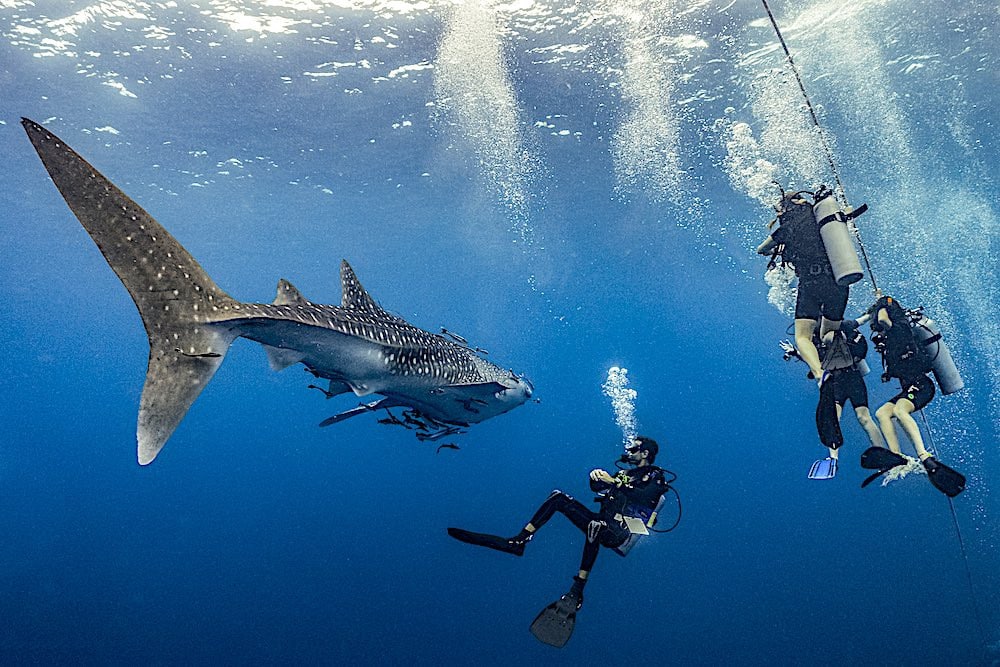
[862,295,965,497]
[782,320,885,478]
[758,191,849,387]
[447,436,672,645]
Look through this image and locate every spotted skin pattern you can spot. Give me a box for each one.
[22,117,532,465]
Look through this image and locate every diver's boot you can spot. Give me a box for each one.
[565,576,586,610]
[511,529,534,552]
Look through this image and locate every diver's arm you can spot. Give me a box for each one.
[756,235,777,255]
[780,339,801,362]
[589,468,617,492]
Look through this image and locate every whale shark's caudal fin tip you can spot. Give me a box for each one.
[136,328,236,465]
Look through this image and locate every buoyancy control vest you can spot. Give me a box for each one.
[768,187,865,286]
[872,297,933,382]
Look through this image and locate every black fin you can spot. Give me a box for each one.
[923,458,966,498]
[447,528,524,556]
[861,470,888,489]
[860,446,907,470]
[859,446,908,489]
[529,594,580,648]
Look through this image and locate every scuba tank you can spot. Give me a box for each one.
[856,359,871,376]
[909,310,964,395]
[813,188,864,286]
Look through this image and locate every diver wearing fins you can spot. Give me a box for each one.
[447,436,676,647]
[781,319,885,480]
[758,188,851,389]
[860,295,966,497]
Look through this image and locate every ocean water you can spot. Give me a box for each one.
[1,0,997,664]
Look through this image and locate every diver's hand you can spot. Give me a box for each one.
[589,469,615,485]
[779,340,798,361]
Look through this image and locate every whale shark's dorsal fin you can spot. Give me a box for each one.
[273,278,308,306]
[340,260,383,313]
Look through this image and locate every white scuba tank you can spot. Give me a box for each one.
[911,315,964,394]
[813,192,864,286]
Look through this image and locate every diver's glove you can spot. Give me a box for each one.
[589,469,617,486]
[779,340,799,362]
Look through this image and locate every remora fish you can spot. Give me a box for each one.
[22,118,533,465]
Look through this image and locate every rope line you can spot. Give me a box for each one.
[919,411,988,655]
[759,0,880,295]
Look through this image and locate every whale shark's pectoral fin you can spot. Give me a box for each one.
[137,329,235,465]
[262,344,305,371]
[319,398,403,427]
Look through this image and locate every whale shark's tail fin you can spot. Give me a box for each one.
[22,118,240,464]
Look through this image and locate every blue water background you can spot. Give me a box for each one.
[1,1,997,664]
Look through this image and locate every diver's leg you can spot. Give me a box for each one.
[830,403,844,459]
[876,401,903,454]
[816,379,842,453]
[854,406,886,449]
[523,490,596,536]
[819,283,849,341]
[449,490,590,555]
[819,317,842,340]
[794,318,823,380]
[564,530,604,609]
[891,399,930,459]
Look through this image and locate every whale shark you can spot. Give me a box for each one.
[22,117,533,465]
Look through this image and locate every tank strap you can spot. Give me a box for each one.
[922,332,943,345]
[844,203,869,219]
[816,198,869,228]
[816,211,844,228]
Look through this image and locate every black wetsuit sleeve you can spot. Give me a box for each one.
[770,225,788,246]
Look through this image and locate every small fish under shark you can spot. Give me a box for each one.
[21,117,533,465]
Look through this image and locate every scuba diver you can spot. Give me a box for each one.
[780,318,885,479]
[757,186,864,389]
[859,295,966,497]
[447,436,678,648]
